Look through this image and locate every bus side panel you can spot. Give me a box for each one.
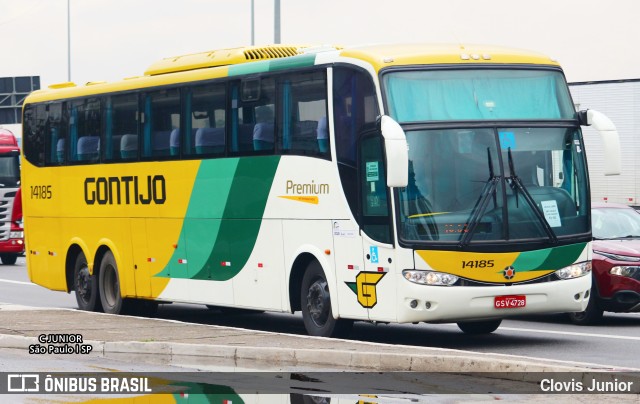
[129,218,151,297]
[146,217,186,297]
[26,217,66,291]
[233,219,285,311]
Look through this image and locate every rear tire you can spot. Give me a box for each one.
[98,251,124,314]
[301,260,353,338]
[457,319,502,334]
[73,251,101,311]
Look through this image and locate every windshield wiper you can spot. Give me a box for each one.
[459,147,499,247]
[506,148,558,244]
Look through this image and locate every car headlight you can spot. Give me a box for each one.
[555,261,592,280]
[403,270,458,286]
[595,250,640,262]
[610,266,640,278]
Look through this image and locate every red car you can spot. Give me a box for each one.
[570,202,640,324]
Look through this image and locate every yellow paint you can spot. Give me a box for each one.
[415,250,553,283]
[23,160,199,298]
[278,195,319,204]
[356,272,385,308]
[340,43,560,73]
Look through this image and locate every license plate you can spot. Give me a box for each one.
[494,295,526,309]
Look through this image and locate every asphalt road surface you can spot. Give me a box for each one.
[2,257,639,370]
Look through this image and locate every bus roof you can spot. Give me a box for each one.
[26,43,560,104]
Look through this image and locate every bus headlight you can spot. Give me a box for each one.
[403,270,458,286]
[610,266,640,278]
[555,261,591,280]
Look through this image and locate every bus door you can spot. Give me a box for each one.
[332,219,368,320]
[357,131,397,322]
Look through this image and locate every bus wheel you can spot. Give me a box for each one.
[98,251,124,314]
[457,319,502,334]
[0,253,18,265]
[569,295,603,325]
[301,261,353,338]
[73,252,100,311]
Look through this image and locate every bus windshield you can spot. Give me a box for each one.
[383,69,576,121]
[0,154,20,188]
[397,126,589,245]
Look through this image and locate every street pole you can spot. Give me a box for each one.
[67,0,71,82]
[251,0,255,46]
[274,0,280,44]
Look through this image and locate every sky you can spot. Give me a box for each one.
[1,0,639,88]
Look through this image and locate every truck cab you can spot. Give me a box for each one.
[0,128,23,265]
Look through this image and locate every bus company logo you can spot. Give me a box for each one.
[84,175,166,205]
[345,272,386,308]
[503,266,516,280]
[279,179,329,205]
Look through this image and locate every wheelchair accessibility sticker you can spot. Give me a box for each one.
[345,272,386,308]
[370,246,379,263]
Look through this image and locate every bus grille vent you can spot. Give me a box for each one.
[244,46,301,60]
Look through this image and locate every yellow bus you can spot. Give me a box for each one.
[22,44,620,337]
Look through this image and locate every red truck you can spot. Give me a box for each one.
[0,128,24,265]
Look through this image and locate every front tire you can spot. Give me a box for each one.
[0,253,18,265]
[73,251,101,311]
[457,319,502,334]
[301,261,352,338]
[98,251,124,314]
[569,295,603,325]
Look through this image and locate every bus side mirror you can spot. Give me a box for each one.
[579,109,621,176]
[380,115,408,187]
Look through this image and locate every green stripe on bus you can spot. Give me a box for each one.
[269,54,317,71]
[536,242,587,270]
[227,54,317,77]
[157,156,281,281]
[511,242,587,271]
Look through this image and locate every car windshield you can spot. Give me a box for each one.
[592,207,640,239]
[0,154,20,188]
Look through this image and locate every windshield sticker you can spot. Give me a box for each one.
[366,161,379,182]
[499,131,516,150]
[541,200,562,228]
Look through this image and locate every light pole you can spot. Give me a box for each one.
[274,0,280,44]
[67,0,71,82]
[251,0,254,46]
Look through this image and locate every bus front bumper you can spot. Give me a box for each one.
[395,274,591,323]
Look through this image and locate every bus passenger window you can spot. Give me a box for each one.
[106,93,138,162]
[142,89,180,159]
[253,105,274,151]
[44,102,66,165]
[231,77,275,154]
[184,83,226,157]
[280,70,328,156]
[70,98,101,163]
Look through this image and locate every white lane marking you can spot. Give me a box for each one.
[498,325,640,341]
[0,279,36,286]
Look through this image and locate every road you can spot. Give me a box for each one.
[2,257,639,370]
